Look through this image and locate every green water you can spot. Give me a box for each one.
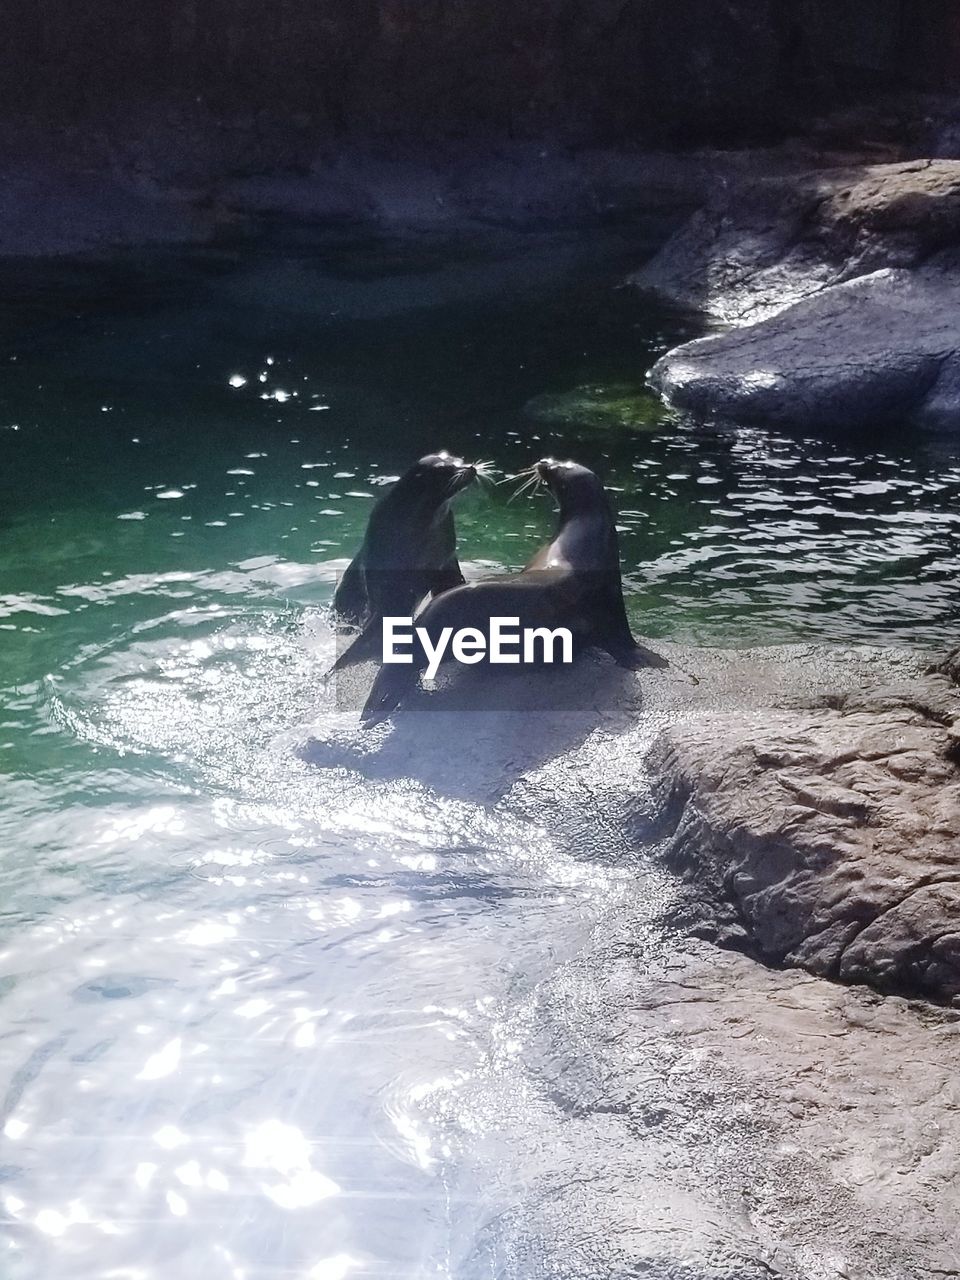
[0,228,959,1280]
[3,229,958,688]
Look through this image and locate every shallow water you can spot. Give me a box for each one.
[0,228,959,1279]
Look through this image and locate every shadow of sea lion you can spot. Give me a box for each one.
[298,655,644,804]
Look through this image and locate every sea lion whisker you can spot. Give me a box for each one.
[506,465,543,502]
[473,460,498,488]
[497,464,536,487]
[507,474,540,503]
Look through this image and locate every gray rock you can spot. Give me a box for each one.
[648,258,960,429]
[939,645,960,685]
[452,644,960,1276]
[638,159,960,429]
[634,159,960,326]
[648,664,960,999]
[462,918,960,1279]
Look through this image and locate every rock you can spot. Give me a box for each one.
[421,639,960,1278]
[939,645,960,686]
[464,923,960,1279]
[639,160,960,429]
[634,159,960,326]
[299,638,960,1273]
[0,128,803,255]
[2,8,960,256]
[648,256,960,429]
[0,159,214,256]
[648,667,960,999]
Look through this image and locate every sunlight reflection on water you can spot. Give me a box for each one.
[0,594,630,1280]
[0,233,958,1278]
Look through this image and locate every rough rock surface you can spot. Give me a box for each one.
[634,159,960,326]
[641,160,960,428]
[461,917,960,1279]
[649,661,960,999]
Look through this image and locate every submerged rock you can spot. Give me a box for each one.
[649,660,960,999]
[524,382,669,432]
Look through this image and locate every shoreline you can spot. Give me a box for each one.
[311,635,960,1274]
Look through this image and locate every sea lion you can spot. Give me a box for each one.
[359,457,669,726]
[332,451,479,671]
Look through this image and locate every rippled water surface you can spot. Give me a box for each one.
[1,229,959,1278]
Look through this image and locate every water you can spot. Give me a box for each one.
[0,228,958,1279]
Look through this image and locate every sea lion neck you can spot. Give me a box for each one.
[555,483,612,532]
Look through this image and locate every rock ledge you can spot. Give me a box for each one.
[639,160,960,428]
[649,660,960,1000]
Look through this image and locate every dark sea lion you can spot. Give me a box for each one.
[359,457,669,726]
[332,451,480,671]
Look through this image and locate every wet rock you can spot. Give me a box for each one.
[649,666,960,999]
[463,916,960,1279]
[451,641,960,1274]
[304,639,960,1274]
[639,160,960,429]
[937,645,960,686]
[648,257,960,429]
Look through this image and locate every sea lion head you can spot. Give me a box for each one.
[400,452,478,504]
[534,457,606,512]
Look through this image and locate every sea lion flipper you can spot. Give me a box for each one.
[604,636,700,683]
[361,658,416,728]
[621,641,671,671]
[593,625,670,672]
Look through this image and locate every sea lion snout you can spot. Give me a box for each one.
[449,458,478,492]
[536,457,589,496]
[430,451,476,483]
